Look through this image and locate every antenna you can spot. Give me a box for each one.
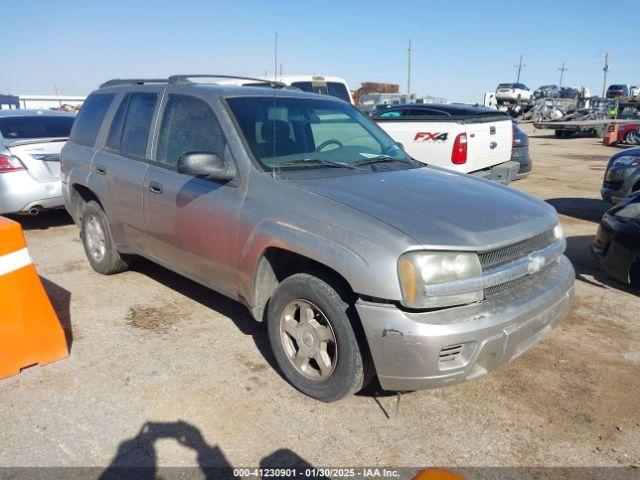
[407,36,412,95]
[558,61,567,88]
[515,54,525,82]
[274,33,278,82]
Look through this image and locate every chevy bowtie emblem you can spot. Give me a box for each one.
[528,255,546,274]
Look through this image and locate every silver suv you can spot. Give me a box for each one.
[62,75,575,402]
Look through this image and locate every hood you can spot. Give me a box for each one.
[613,147,640,159]
[290,167,558,250]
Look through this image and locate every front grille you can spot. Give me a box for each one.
[485,274,531,297]
[479,229,556,270]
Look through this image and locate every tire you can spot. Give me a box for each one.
[266,272,371,402]
[80,201,129,275]
[624,131,639,145]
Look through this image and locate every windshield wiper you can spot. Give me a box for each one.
[352,155,413,166]
[275,158,360,170]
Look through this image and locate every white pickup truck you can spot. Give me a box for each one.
[372,104,519,184]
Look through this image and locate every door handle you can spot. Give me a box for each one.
[149,181,164,194]
[95,165,107,175]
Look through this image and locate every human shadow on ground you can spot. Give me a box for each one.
[99,420,327,480]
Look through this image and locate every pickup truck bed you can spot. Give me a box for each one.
[373,104,518,183]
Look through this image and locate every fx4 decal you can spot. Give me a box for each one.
[414,132,449,142]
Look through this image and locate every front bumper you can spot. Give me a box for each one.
[0,170,63,215]
[356,256,575,392]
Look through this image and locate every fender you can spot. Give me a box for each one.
[237,218,401,314]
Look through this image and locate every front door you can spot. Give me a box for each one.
[143,93,243,295]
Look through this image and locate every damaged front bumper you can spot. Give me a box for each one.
[356,255,575,392]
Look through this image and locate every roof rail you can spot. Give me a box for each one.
[168,74,287,88]
[99,78,168,88]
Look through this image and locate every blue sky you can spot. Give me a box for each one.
[1,0,638,103]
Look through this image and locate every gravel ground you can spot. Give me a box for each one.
[0,127,638,475]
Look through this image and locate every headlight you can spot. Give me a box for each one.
[612,155,640,167]
[553,223,564,240]
[398,251,483,309]
[614,203,640,220]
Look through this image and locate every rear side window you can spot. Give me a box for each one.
[119,93,157,157]
[70,93,114,147]
[156,95,226,167]
[0,116,74,140]
[106,94,130,150]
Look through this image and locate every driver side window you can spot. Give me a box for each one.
[156,95,226,167]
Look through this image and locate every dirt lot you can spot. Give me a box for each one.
[1,126,639,474]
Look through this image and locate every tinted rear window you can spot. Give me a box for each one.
[0,116,74,140]
[291,81,351,103]
[69,93,114,147]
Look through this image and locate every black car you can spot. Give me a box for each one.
[559,87,579,98]
[533,84,560,99]
[511,123,532,179]
[592,194,640,288]
[601,147,640,203]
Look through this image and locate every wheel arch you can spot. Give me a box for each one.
[250,246,357,323]
[68,183,104,225]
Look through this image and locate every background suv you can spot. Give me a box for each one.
[495,83,533,103]
[606,84,630,99]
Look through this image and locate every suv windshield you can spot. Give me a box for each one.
[0,115,74,140]
[226,96,412,172]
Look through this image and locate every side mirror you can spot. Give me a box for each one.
[395,142,405,151]
[177,151,235,181]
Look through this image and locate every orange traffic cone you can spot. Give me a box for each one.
[413,468,466,480]
[0,216,69,379]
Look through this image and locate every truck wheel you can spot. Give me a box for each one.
[81,201,129,275]
[267,273,371,402]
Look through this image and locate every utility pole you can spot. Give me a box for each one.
[602,52,611,97]
[558,61,567,88]
[407,36,412,95]
[515,54,525,82]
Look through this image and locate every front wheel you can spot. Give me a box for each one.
[267,273,371,402]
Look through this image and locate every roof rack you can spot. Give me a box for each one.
[167,74,287,88]
[99,78,168,88]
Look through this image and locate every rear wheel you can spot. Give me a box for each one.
[81,201,129,275]
[266,273,371,402]
[624,131,639,145]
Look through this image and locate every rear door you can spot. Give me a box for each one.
[143,91,243,294]
[93,88,163,252]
